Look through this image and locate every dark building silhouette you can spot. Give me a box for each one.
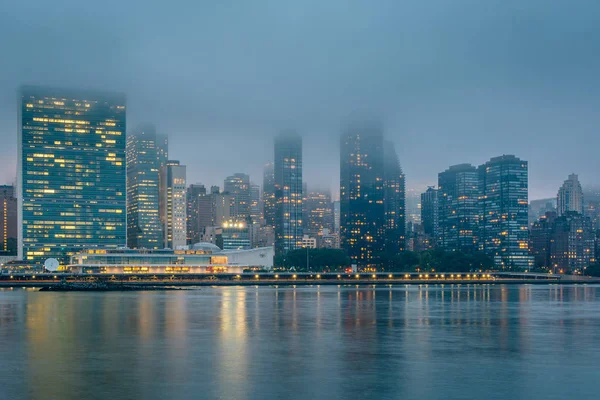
[529,211,557,270]
[383,141,406,253]
[340,124,385,270]
[274,132,303,254]
[549,212,595,273]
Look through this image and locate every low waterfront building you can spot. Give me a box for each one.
[68,245,274,274]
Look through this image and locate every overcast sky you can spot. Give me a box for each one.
[1,0,599,199]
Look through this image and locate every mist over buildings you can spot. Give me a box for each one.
[1,0,599,198]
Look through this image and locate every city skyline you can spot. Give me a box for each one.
[1,1,599,199]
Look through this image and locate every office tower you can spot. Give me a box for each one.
[186,184,207,244]
[224,173,250,219]
[557,174,584,216]
[305,190,333,237]
[383,141,406,253]
[529,211,557,270]
[550,212,595,273]
[478,155,531,269]
[263,162,276,228]
[160,161,187,249]
[333,200,340,233]
[196,191,231,233]
[420,186,439,245]
[18,86,126,264]
[221,220,251,250]
[126,124,166,249]
[0,185,17,255]
[584,187,600,230]
[437,164,479,252]
[405,189,421,225]
[274,132,303,254]
[340,124,385,269]
[249,183,261,224]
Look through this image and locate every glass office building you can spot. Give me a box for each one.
[18,86,127,265]
[126,124,166,249]
[437,164,480,252]
[340,124,385,270]
[478,155,532,269]
[274,132,303,254]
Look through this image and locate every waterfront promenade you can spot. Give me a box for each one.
[1,272,598,288]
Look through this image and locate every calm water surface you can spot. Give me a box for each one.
[1,284,599,400]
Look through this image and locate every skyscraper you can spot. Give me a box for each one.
[186,183,207,244]
[274,132,303,254]
[437,164,479,252]
[0,185,17,255]
[383,141,406,253]
[126,124,165,249]
[160,161,187,249]
[249,183,261,224]
[557,174,584,216]
[263,162,276,228]
[340,124,385,269]
[224,173,250,220]
[304,190,333,237]
[420,186,439,244]
[478,155,531,269]
[18,86,126,264]
[550,212,595,273]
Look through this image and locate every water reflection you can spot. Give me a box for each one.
[0,285,599,400]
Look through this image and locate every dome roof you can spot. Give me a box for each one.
[190,242,222,253]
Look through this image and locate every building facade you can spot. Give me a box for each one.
[0,186,17,255]
[18,86,126,264]
[550,212,595,273]
[304,190,333,237]
[420,186,439,245]
[383,141,406,253]
[263,162,276,228]
[249,183,261,224]
[159,161,187,249]
[437,164,479,252]
[274,132,303,254]
[186,184,207,244]
[557,174,584,216]
[224,173,250,220]
[340,124,385,269]
[126,124,166,249]
[478,155,531,269]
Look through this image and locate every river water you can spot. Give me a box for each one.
[0,284,599,400]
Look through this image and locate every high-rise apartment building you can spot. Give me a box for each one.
[550,212,595,273]
[160,161,187,249]
[186,184,207,244]
[478,155,531,269]
[0,186,17,255]
[18,86,126,264]
[304,190,333,237]
[340,124,385,269]
[383,141,406,253]
[437,164,479,252]
[420,186,439,243]
[274,132,303,254]
[529,211,557,270]
[263,162,276,228]
[557,174,584,216]
[224,173,250,220]
[126,124,166,249]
